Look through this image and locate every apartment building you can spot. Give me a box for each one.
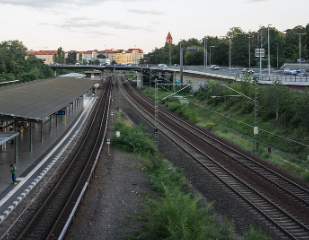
[28,48,144,65]
[27,50,57,65]
[78,48,144,65]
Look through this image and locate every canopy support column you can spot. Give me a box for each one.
[29,122,33,151]
[41,123,44,142]
[15,137,18,163]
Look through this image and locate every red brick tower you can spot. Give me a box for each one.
[166,32,173,44]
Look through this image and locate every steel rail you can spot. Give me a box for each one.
[121,78,309,239]
[126,80,309,207]
[15,79,112,240]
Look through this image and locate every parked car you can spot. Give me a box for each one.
[174,64,180,67]
[297,58,306,63]
[296,70,304,76]
[210,65,220,70]
[158,64,167,69]
[242,68,254,74]
[284,68,297,75]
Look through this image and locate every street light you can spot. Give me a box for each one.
[268,24,271,79]
[276,43,278,69]
[296,33,305,70]
[204,36,207,68]
[247,36,253,69]
[210,46,214,66]
[104,45,106,64]
[134,45,136,65]
[220,36,232,71]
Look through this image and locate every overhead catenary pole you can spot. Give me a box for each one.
[154,78,159,151]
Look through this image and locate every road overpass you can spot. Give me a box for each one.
[50,64,309,91]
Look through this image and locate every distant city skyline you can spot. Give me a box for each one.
[0,0,308,54]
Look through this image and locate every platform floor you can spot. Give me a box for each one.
[0,94,97,223]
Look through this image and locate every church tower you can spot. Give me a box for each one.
[166,32,173,44]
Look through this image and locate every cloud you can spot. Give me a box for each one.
[247,0,270,2]
[128,9,164,15]
[0,0,108,9]
[41,17,148,34]
[0,0,147,9]
[56,18,141,30]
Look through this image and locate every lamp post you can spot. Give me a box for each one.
[247,36,253,69]
[204,36,207,68]
[220,36,232,71]
[180,39,183,86]
[228,37,231,70]
[268,24,271,79]
[276,43,278,69]
[296,33,305,70]
[103,45,106,64]
[134,45,137,65]
[210,46,214,66]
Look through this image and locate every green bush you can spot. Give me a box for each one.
[112,112,155,154]
[243,225,271,240]
[138,186,219,240]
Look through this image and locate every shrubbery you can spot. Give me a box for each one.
[112,112,270,239]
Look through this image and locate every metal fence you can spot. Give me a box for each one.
[257,74,309,82]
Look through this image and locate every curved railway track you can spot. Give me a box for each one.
[121,76,309,239]
[4,78,112,240]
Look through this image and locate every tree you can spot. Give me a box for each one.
[66,51,77,64]
[0,40,27,76]
[53,47,65,64]
[97,54,106,59]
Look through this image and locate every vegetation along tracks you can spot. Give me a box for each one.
[7,78,112,240]
[120,76,309,239]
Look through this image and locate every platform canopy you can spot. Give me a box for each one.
[0,76,96,122]
[0,132,19,145]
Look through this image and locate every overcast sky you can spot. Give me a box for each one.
[0,0,307,53]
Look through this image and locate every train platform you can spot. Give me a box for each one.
[0,94,97,224]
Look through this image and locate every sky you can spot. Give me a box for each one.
[0,0,308,54]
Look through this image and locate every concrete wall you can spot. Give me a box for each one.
[173,72,220,91]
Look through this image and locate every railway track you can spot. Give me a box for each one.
[121,76,309,239]
[3,78,112,240]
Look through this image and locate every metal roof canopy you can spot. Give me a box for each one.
[0,132,19,145]
[0,77,96,122]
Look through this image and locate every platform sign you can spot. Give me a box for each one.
[254,126,259,135]
[255,48,265,57]
[187,47,199,52]
[57,110,65,115]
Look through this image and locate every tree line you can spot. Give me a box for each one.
[0,40,54,82]
[142,24,309,68]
